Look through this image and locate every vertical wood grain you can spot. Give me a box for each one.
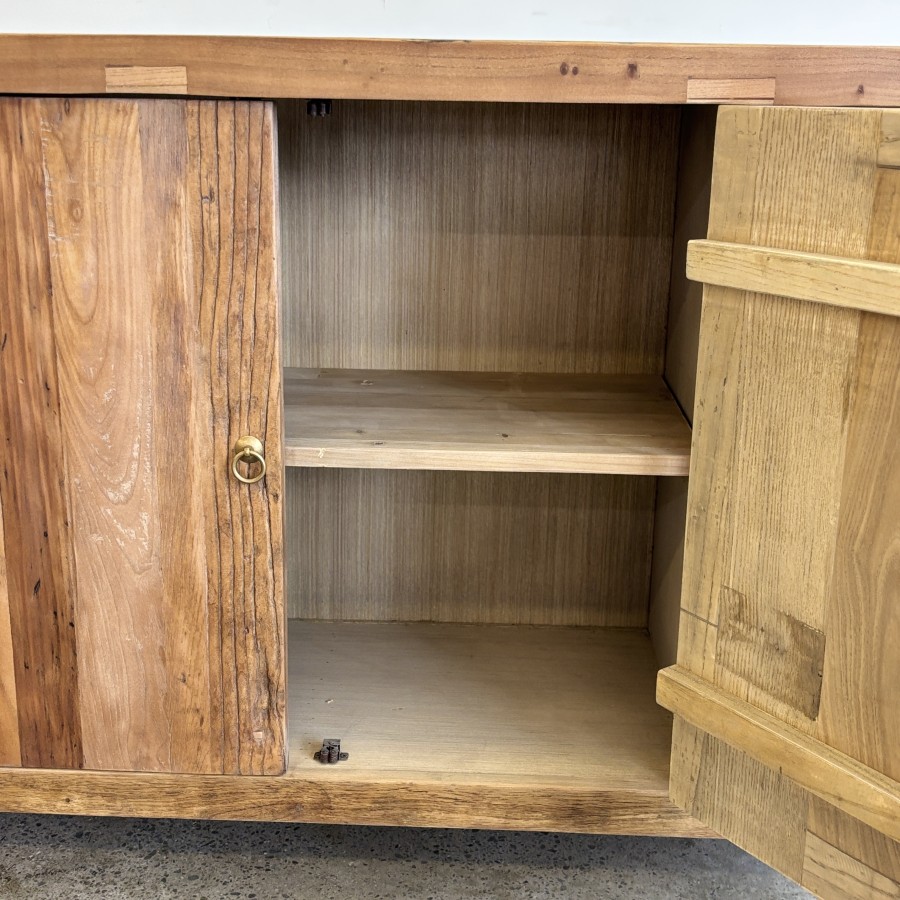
[671,106,900,893]
[0,490,20,766]
[287,469,655,626]
[0,97,284,774]
[279,101,680,375]
[189,100,286,775]
[0,98,83,769]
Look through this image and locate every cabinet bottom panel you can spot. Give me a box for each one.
[0,622,711,836]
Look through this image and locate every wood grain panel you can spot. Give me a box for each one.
[188,100,286,775]
[0,491,20,766]
[669,718,808,881]
[287,469,655,626]
[0,98,285,774]
[284,368,691,475]
[803,832,900,899]
[686,77,776,104]
[279,100,679,375]
[41,98,171,771]
[0,98,83,769]
[669,106,900,891]
[0,766,710,836]
[659,667,900,841]
[2,36,900,106]
[105,65,188,94]
[686,240,900,318]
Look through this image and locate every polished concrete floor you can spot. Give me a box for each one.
[0,815,812,899]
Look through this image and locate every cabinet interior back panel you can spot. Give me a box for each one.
[278,100,680,374]
[287,469,655,626]
[279,101,678,626]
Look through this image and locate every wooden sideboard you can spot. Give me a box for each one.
[0,36,898,899]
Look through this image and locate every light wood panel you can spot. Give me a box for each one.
[686,77,776,104]
[291,622,672,783]
[287,469,655,626]
[2,36,900,106]
[659,666,900,841]
[105,65,187,93]
[284,368,691,475]
[0,620,711,836]
[0,98,285,775]
[0,491,20,766]
[667,106,900,896]
[279,100,679,375]
[687,240,900,317]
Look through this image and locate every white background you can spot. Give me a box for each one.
[2,0,900,45]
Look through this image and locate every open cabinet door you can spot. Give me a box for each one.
[657,106,900,897]
[0,98,285,774]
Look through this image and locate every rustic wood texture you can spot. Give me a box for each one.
[658,666,900,841]
[687,240,900,318]
[0,620,711,837]
[0,97,285,775]
[686,77,776,104]
[283,368,691,475]
[880,112,900,168]
[105,65,188,93]
[279,100,679,374]
[0,491,20,766]
[2,36,900,106]
[0,766,711,836]
[668,106,900,894]
[0,98,83,769]
[287,469,655,626]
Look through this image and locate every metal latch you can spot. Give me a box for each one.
[314,738,348,764]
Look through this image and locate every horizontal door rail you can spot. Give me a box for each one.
[687,240,900,319]
[657,665,900,842]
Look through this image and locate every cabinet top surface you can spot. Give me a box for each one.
[2,34,900,105]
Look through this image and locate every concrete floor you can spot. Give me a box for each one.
[0,815,812,899]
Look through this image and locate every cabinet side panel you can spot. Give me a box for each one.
[0,98,83,769]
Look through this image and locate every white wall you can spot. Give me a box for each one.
[3,0,900,45]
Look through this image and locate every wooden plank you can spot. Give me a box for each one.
[880,112,900,168]
[105,65,187,93]
[0,766,711,835]
[0,98,83,769]
[188,100,286,776]
[659,666,900,843]
[687,240,900,318]
[40,98,172,771]
[287,469,655,626]
[283,369,691,476]
[803,833,900,899]
[686,77,776,104]
[279,101,679,376]
[0,491,20,766]
[2,36,900,105]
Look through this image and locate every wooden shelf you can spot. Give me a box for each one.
[288,620,693,831]
[284,368,691,475]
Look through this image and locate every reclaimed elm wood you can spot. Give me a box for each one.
[2,36,900,106]
[0,97,285,775]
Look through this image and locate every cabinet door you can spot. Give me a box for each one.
[0,98,285,775]
[657,106,900,896]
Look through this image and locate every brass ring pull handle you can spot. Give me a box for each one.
[231,435,267,485]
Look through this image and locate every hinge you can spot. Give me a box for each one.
[307,99,333,117]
